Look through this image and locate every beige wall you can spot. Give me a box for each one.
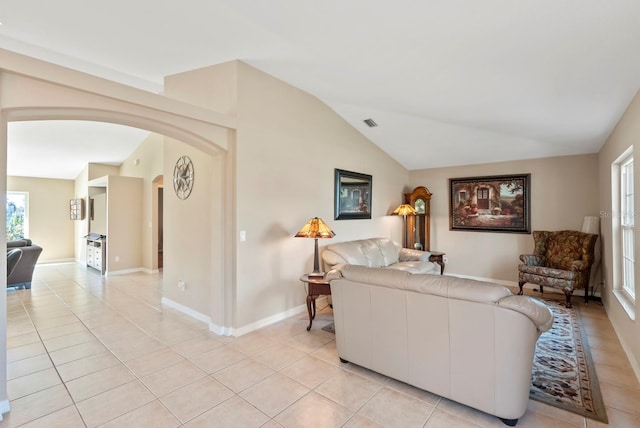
[119,133,164,270]
[74,165,90,261]
[161,138,223,322]
[233,62,409,329]
[410,153,600,282]
[105,175,143,272]
[166,61,409,332]
[7,176,75,261]
[598,89,640,379]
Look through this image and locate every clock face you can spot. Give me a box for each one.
[173,156,194,200]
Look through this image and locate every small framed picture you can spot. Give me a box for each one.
[70,198,85,220]
[334,169,372,220]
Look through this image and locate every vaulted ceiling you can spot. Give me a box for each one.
[2,1,640,179]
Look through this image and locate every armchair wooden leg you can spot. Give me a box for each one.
[539,285,544,294]
[563,290,573,308]
[518,281,524,295]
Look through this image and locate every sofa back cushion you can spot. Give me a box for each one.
[7,239,33,248]
[323,238,400,268]
[336,264,512,304]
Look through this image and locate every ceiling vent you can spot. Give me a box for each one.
[363,118,378,128]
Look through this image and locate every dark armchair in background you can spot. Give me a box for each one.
[518,230,597,308]
[7,239,43,289]
[7,248,23,278]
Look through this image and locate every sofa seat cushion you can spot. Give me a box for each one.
[518,264,576,280]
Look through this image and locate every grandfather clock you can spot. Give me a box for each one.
[404,186,432,251]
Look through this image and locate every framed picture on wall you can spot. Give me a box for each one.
[449,173,531,233]
[334,169,372,220]
[70,198,84,220]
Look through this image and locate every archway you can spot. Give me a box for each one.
[0,63,237,416]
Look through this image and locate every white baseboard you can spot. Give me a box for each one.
[161,297,211,324]
[161,296,314,337]
[447,273,519,288]
[106,267,145,276]
[36,258,76,264]
[230,303,309,337]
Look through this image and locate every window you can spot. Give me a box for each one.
[620,153,635,299]
[6,192,28,240]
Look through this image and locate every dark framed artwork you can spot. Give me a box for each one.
[449,173,531,233]
[334,169,372,220]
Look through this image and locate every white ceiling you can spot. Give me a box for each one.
[2,1,640,179]
[7,121,151,180]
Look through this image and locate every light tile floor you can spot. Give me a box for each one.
[2,263,640,427]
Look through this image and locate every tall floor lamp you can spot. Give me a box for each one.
[295,217,335,278]
[392,204,416,248]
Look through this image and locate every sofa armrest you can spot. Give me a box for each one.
[326,267,344,281]
[399,248,431,262]
[497,295,554,332]
[519,254,544,266]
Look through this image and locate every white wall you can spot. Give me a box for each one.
[598,89,640,380]
[410,153,600,282]
[7,176,75,261]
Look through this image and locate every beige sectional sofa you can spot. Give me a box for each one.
[327,263,553,426]
[322,237,437,274]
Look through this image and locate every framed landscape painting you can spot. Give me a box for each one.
[334,169,372,220]
[449,173,531,233]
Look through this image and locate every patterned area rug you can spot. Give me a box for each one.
[530,299,608,423]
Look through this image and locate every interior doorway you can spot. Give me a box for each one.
[158,187,163,269]
[152,175,164,272]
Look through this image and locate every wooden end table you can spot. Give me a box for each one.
[299,274,331,331]
[429,251,446,275]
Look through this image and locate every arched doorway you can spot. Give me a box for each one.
[0,63,237,415]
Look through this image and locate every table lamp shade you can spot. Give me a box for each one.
[295,217,335,239]
[392,204,416,248]
[392,204,417,216]
[295,217,335,277]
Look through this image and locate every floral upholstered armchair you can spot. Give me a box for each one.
[518,230,598,308]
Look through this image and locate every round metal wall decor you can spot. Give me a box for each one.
[173,155,194,200]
